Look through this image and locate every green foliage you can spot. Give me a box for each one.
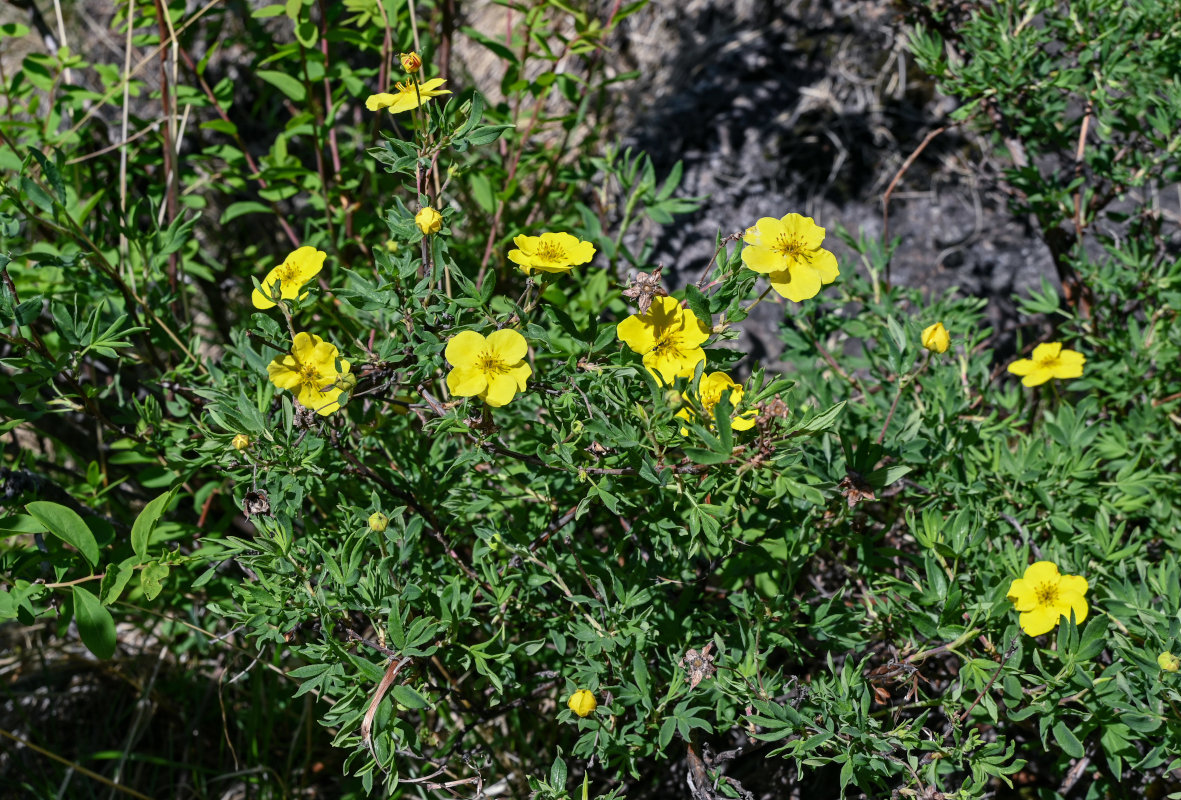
[3,0,1181,798]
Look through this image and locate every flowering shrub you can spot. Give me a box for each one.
[2,2,1181,799]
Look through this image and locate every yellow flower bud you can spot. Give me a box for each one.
[1159,651,1180,672]
[567,689,597,717]
[368,512,389,533]
[415,207,443,236]
[400,52,422,73]
[231,434,251,451]
[384,239,399,254]
[921,322,950,354]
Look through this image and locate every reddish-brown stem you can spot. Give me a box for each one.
[317,0,342,176]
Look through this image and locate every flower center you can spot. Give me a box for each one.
[772,234,811,262]
[1035,352,1059,365]
[652,331,680,358]
[478,351,507,375]
[1034,581,1060,607]
[299,363,324,391]
[537,241,567,263]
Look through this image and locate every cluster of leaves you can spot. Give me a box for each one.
[3,1,1181,799]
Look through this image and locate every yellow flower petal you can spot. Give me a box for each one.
[1052,349,1086,379]
[1019,605,1062,637]
[291,332,318,363]
[507,360,533,391]
[1022,561,1061,584]
[617,314,658,354]
[482,372,520,407]
[769,266,822,303]
[445,330,487,369]
[366,92,398,111]
[447,364,487,397]
[1005,577,1037,612]
[781,213,826,250]
[1030,342,1063,363]
[1057,573,1088,597]
[741,244,784,275]
[486,328,528,364]
[267,355,302,389]
[751,216,786,242]
[810,247,840,284]
[1056,591,1088,626]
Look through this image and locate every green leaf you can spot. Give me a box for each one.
[99,559,136,604]
[28,148,64,202]
[294,20,317,47]
[140,562,170,601]
[465,124,515,147]
[131,490,174,562]
[257,70,307,103]
[21,176,55,215]
[549,752,568,790]
[25,501,99,567]
[683,284,710,326]
[1052,720,1085,758]
[220,201,272,224]
[391,684,430,709]
[73,585,116,659]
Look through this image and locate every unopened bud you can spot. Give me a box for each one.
[415,206,443,236]
[1159,651,1180,672]
[231,434,251,451]
[567,689,597,717]
[921,322,950,354]
[368,512,389,533]
[400,52,422,73]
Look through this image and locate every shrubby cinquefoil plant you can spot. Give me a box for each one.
[3,2,1181,798]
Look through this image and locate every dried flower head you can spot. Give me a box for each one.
[622,266,667,315]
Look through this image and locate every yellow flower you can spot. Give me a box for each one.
[741,213,839,302]
[231,434,251,451]
[1006,342,1085,387]
[677,372,757,435]
[507,232,596,275]
[416,207,443,235]
[400,52,422,73]
[921,322,950,354]
[251,246,327,310]
[266,332,352,416]
[445,329,532,407]
[365,78,451,114]
[616,295,710,384]
[567,689,597,717]
[1159,652,1180,672]
[1006,561,1089,637]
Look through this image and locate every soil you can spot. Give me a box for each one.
[611,0,1055,359]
